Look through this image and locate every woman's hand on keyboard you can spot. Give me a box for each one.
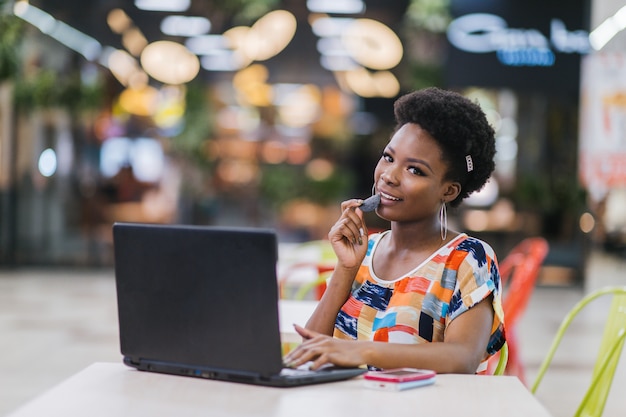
[283,324,368,370]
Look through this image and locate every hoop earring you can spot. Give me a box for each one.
[439,202,448,241]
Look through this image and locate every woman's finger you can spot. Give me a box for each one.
[340,198,363,212]
[294,323,316,339]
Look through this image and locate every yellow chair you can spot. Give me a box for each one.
[493,342,509,376]
[530,286,626,417]
[294,272,331,300]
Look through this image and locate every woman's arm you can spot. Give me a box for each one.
[304,198,370,335]
[304,264,359,335]
[286,295,495,374]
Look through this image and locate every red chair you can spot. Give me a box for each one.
[488,237,549,382]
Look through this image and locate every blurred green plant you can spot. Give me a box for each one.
[408,62,444,90]
[514,174,586,213]
[406,0,451,33]
[0,1,23,81]
[512,173,587,238]
[2,0,104,113]
[196,0,281,30]
[13,70,104,112]
[402,0,450,90]
[170,80,213,163]
[226,0,281,22]
[260,163,354,207]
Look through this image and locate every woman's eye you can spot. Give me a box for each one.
[408,166,425,176]
[382,152,393,162]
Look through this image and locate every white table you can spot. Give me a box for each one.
[7,362,553,417]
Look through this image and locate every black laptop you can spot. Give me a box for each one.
[112,222,365,387]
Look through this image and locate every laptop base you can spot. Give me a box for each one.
[124,356,366,387]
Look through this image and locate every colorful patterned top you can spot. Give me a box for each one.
[333,231,506,373]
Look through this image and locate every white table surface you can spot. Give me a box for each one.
[7,362,553,417]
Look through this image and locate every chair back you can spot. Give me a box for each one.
[488,237,549,381]
[531,286,626,417]
[500,237,549,327]
[492,341,509,376]
[580,288,626,416]
[279,240,336,300]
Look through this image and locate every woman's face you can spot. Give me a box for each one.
[373,123,459,223]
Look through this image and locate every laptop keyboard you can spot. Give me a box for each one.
[280,367,317,376]
[280,362,335,376]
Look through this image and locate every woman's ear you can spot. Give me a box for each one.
[442,182,461,203]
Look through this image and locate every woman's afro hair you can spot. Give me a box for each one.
[393,87,496,207]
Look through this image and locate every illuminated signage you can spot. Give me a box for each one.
[447,13,590,67]
[445,0,590,96]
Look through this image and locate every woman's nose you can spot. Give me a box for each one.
[380,167,399,185]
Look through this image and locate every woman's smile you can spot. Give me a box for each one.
[378,190,402,203]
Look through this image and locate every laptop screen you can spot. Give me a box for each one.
[113,223,284,378]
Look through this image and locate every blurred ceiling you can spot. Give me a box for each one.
[25,0,411,85]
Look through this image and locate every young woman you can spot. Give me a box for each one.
[283,87,505,374]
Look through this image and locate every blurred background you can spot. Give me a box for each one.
[3,1,626,416]
[0,0,626,281]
